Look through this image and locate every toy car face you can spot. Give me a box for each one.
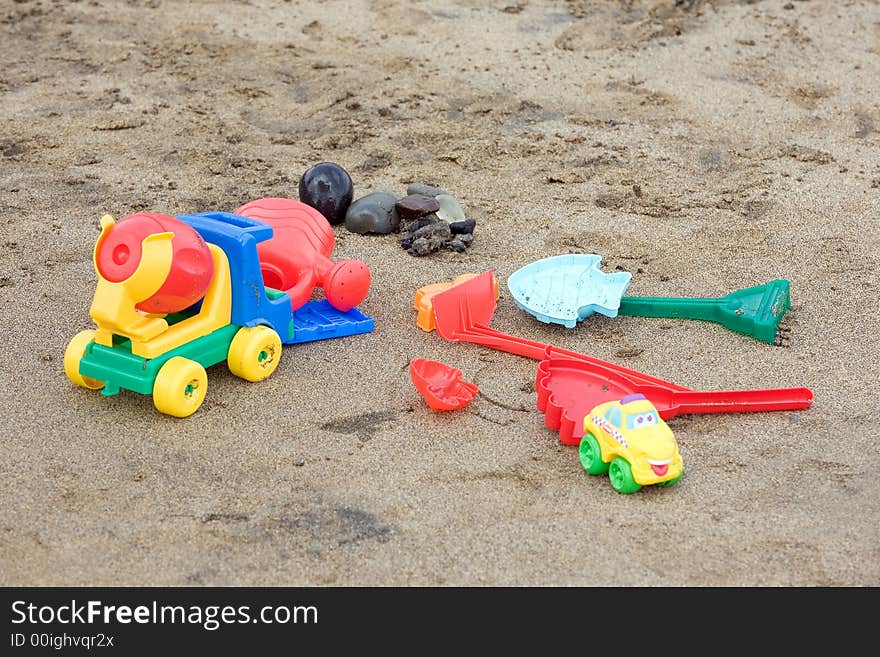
[583,394,683,486]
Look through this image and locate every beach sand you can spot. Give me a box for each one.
[1,0,878,585]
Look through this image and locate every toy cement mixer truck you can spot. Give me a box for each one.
[64,198,373,417]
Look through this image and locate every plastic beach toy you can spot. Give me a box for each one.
[425,271,813,442]
[618,280,791,345]
[94,212,215,315]
[580,395,683,494]
[410,358,478,411]
[536,355,814,445]
[65,205,373,418]
[235,198,371,311]
[507,254,632,327]
[414,273,499,332]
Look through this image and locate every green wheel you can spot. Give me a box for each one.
[579,433,609,475]
[609,457,642,494]
[658,467,683,488]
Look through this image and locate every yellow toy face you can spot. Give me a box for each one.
[584,395,682,486]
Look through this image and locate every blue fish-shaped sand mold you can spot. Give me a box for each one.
[507,254,632,328]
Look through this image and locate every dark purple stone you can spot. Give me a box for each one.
[395,194,440,221]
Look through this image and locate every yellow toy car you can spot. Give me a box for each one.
[579,394,683,494]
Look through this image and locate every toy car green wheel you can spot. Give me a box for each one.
[658,467,683,487]
[153,356,208,418]
[64,329,104,390]
[609,457,642,494]
[579,433,609,475]
[227,325,282,382]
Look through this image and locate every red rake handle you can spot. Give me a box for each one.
[465,324,691,392]
[666,387,814,414]
[461,325,545,359]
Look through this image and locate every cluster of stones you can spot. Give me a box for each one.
[345,183,476,256]
[297,163,476,257]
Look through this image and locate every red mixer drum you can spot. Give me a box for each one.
[234,198,371,311]
[95,213,215,315]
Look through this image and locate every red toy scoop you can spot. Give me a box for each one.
[410,359,478,411]
[537,357,814,445]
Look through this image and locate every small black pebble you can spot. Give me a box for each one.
[450,218,476,235]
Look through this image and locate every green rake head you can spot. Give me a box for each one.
[720,280,791,344]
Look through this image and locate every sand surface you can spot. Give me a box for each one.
[1,0,878,586]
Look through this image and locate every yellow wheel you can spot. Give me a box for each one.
[64,329,104,390]
[153,357,208,418]
[227,325,282,382]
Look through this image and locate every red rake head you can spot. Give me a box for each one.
[430,270,498,340]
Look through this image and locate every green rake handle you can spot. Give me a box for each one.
[618,296,725,322]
